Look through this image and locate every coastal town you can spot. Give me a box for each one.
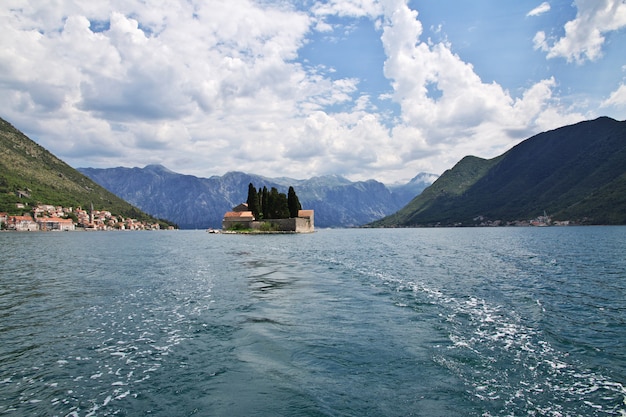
[472,213,572,227]
[0,203,169,231]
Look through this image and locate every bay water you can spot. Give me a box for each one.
[1,227,625,416]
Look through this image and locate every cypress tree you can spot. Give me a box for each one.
[257,187,264,219]
[266,187,290,219]
[246,183,260,220]
[261,186,269,220]
[275,192,290,219]
[268,187,278,218]
[287,186,302,218]
[243,184,300,220]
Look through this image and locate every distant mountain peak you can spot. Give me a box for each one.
[306,174,351,186]
[407,172,438,185]
[144,164,175,173]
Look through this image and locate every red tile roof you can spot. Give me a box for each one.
[223,211,254,219]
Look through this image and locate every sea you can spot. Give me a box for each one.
[1,227,625,417]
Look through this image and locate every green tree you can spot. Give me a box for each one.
[261,186,269,220]
[267,187,277,218]
[276,192,289,219]
[246,183,260,219]
[257,187,263,219]
[287,186,302,218]
[267,187,290,219]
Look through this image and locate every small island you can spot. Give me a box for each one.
[221,183,314,233]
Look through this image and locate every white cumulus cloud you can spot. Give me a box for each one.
[534,0,626,63]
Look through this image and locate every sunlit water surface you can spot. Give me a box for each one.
[1,227,625,416]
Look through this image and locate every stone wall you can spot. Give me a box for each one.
[250,217,314,233]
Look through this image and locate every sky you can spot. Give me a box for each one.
[1,0,625,184]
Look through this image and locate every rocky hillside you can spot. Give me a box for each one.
[0,117,175,227]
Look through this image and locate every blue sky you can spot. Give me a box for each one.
[1,0,625,183]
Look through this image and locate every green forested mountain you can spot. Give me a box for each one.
[0,117,174,227]
[372,117,626,227]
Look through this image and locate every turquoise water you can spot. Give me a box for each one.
[1,227,625,416]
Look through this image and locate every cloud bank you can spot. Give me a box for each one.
[0,0,621,183]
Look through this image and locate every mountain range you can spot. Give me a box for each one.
[0,117,173,228]
[78,166,436,229]
[5,113,624,230]
[371,116,626,227]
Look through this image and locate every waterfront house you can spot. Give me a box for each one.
[37,217,75,231]
[222,210,256,230]
[8,215,39,231]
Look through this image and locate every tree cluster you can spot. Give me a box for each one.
[246,183,302,220]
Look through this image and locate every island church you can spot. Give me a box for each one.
[222,203,314,233]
